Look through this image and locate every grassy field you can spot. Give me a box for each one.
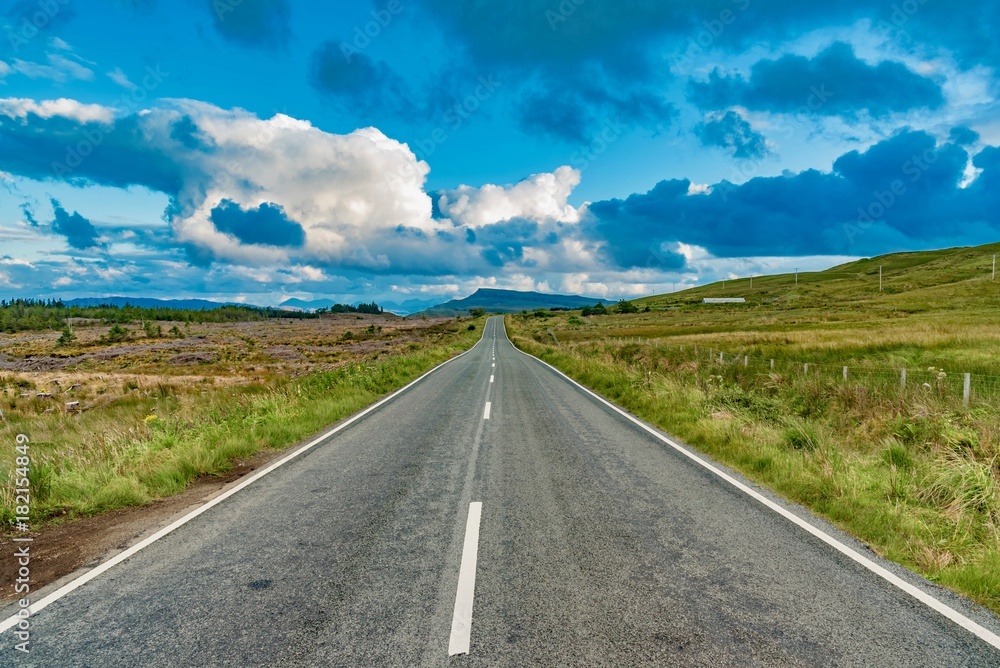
[0,313,481,527]
[507,242,1000,613]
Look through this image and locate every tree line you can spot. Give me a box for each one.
[0,298,384,333]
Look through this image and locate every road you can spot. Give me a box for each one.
[3,315,1000,666]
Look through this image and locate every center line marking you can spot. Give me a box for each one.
[483,402,491,419]
[448,502,483,656]
[489,375,494,383]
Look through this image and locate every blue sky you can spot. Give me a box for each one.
[0,0,998,306]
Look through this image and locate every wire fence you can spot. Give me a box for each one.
[600,336,1000,407]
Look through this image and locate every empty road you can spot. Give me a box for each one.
[3,316,1000,666]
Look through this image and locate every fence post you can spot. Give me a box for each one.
[770,359,774,370]
[743,355,748,367]
[963,373,971,406]
[901,368,906,390]
[804,363,809,375]
[843,366,848,381]
[719,352,724,364]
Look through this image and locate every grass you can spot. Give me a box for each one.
[0,316,482,527]
[506,241,1000,613]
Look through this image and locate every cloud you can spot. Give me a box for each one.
[205,0,291,50]
[689,42,944,117]
[516,66,674,142]
[309,43,417,118]
[587,128,996,262]
[694,110,769,160]
[8,53,94,82]
[436,166,582,228]
[209,199,305,247]
[50,199,101,250]
[0,97,114,123]
[107,66,138,91]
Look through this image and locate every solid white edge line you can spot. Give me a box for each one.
[448,502,483,656]
[0,321,493,635]
[483,402,491,420]
[501,317,1000,651]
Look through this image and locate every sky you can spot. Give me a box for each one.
[0,0,998,307]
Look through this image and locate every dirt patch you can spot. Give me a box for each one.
[0,447,287,604]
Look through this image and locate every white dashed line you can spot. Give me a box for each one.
[483,402,491,420]
[448,502,483,656]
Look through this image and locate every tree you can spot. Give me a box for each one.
[57,325,76,346]
[468,307,487,317]
[616,299,638,314]
[581,302,608,317]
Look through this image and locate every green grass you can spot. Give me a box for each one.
[0,320,482,527]
[505,241,1000,613]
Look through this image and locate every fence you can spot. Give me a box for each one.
[603,336,1000,407]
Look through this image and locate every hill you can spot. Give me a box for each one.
[637,241,1000,313]
[414,288,606,317]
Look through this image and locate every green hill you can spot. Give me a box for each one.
[638,241,1000,314]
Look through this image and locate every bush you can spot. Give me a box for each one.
[467,324,476,330]
[104,325,130,343]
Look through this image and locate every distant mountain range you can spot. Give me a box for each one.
[65,297,242,310]
[277,297,440,315]
[413,288,606,317]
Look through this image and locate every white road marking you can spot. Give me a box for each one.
[506,320,1000,652]
[483,402,491,420]
[490,375,494,383]
[0,324,493,636]
[492,362,495,368]
[448,502,483,656]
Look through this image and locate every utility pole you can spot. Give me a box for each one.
[993,254,996,281]
[795,268,798,285]
[879,265,883,292]
[750,275,753,289]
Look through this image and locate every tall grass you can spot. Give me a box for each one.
[507,315,1000,613]
[0,322,481,527]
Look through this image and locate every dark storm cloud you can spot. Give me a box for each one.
[0,111,185,194]
[588,129,998,262]
[309,41,417,118]
[205,0,291,50]
[689,42,943,116]
[694,110,769,160]
[50,198,101,249]
[209,199,305,247]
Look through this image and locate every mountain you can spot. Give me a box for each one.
[413,288,608,317]
[378,297,443,316]
[64,297,243,310]
[278,298,340,312]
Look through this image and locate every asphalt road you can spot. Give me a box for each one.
[4,316,1000,666]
